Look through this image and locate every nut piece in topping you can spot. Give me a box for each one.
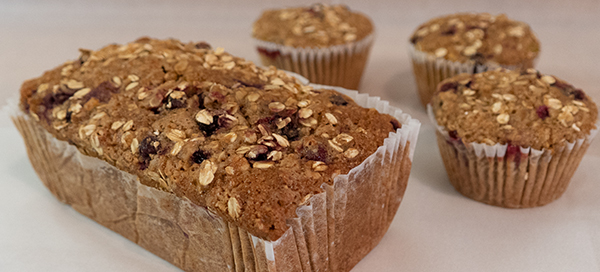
[130,138,139,154]
[312,161,328,172]
[324,113,338,125]
[73,88,91,99]
[111,121,125,130]
[496,113,510,124]
[198,160,215,186]
[122,120,134,131]
[434,47,448,58]
[298,108,313,119]
[268,102,286,112]
[253,161,274,169]
[195,109,213,125]
[541,75,556,85]
[272,133,289,147]
[328,139,344,152]
[228,197,241,219]
[125,82,139,91]
[171,141,184,156]
[344,148,359,159]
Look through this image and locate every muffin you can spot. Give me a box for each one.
[252,4,375,90]
[14,38,420,271]
[429,69,598,208]
[410,13,540,107]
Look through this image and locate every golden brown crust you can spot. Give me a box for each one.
[252,4,373,48]
[18,37,398,241]
[432,69,598,150]
[410,13,540,67]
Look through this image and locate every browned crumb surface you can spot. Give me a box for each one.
[410,13,540,67]
[19,37,398,241]
[252,4,373,48]
[432,69,598,150]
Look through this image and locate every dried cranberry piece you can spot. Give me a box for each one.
[85,81,119,103]
[198,116,220,137]
[552,80,573,91]
[256,116,276,129]
[167,97,186,109]
[448,130,459,140]
[391,119,401,130]
[329,94,348,106]
[43,92,73,108]
[139,135,159,170]
[218,114,237,129]
[300,143,328,163]
[463,80,472,88]
[257,47,281,60]
[180,85,199,97]
[410,36,421,44]
[195,42,211,49]
[441,26,456,36]
[280,116,300,141]
[506,144,521,166]
[249,145,269,161]
[506,144,520,156]
[536,105,549,120]
[571,89,586,100]
[197,92,206,109]
[191,149,211,164]
[439,81,458,93]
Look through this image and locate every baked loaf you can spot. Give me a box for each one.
[16,37,419,271]
[19,37,399,241]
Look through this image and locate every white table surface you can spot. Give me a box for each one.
[1,0,600,271]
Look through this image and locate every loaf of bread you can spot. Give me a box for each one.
[14,37,420,271]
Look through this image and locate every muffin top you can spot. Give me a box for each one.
[19,37,399,241]
[432,69,597,150]
[410,13,540,67]
[252,4,374,48]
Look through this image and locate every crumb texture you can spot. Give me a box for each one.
[432,69,598,150]
[252,4,373,48]
[19,37,397,241]
[410,13,540,67]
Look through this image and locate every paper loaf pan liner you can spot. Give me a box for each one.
[254,34,375,90]
[12,83,420,272]
[408,43,531,107]
[427,104,598,208]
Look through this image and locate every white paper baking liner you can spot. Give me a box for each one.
[409,43,526,107]
[254,34,375,90]
[12,82,420,272]
[427,104,598,208]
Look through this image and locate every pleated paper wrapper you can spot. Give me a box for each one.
[408,43,532,107]
[427,104,598,208]
[254,34,374,90]
[12,83,420,272]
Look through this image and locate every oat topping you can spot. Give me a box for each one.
[19,37,398,241]
[252,4,373,47]
[411,13,540,67]
[432,69,598,150]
